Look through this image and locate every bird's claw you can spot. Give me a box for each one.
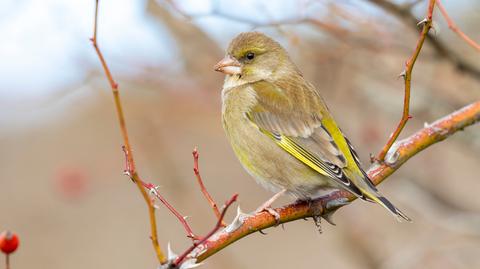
[255,206,281,225]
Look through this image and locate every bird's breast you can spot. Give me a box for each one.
[221,84,328,197]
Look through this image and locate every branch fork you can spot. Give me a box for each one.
[91,0,238,265]
[90,0,480,267]
[375,0,436,163]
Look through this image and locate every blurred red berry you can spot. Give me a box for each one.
[0,231,19,254]
[54,165,89,200]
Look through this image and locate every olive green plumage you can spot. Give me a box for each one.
[217,32,410,221]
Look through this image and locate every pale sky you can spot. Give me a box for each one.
[0,0,308,100]
[0,0,474,101]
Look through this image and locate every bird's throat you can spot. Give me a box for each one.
[223,74,249,90]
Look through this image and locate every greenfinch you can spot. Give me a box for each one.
[215,32,410,222]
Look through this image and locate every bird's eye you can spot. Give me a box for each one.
[246,52,255,60]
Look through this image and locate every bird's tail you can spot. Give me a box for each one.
[362,191,411,222]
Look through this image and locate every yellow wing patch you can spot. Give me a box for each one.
[256,126,363,198]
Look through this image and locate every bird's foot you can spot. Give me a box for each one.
[312,214,322,234]
[253,189,287,225]
[254,205,281,225]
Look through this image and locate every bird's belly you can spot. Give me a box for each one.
[225,117,334,199]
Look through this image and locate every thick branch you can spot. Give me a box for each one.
[173,194,238,267]
[193,100,480,262]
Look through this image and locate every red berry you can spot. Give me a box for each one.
[0,231,19,254]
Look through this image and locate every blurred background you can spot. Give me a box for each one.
[1,0,480,268]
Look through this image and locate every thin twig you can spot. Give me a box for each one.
[174,194,238,267]
[366,0,480,80]
[90,0,166,264]
[376,0,435,162]
[122,144,199,240]
[91,0,480,266]
[193,100,480,262]
[149,186,199,240]
[164,0,349,41]
[436,0,480,52]
[192,147,224,225]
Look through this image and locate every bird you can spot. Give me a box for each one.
[214,31,410,222]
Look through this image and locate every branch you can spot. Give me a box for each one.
[164,0,352,43]
[366,0,480,81]
[91,1,480,267]
[90,0,167,264]
[192,148,224,225]
[141,181,199,240]
[436,0,480,52]
[173,195,238,267]
[376,0,435,161]
[92,2,240,265]
[192,100,480,263]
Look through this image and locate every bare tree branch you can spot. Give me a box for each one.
[366,0,480,81]
[89,0,480,268]
[192,148,225,225]
[436,0,480,52]
[376,0,435,162]
[194,100,480,263]
[89,0,167,264]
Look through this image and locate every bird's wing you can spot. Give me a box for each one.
[246,79,365,198]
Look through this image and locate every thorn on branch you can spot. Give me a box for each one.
[416,18,428,27]
[147,184,199,241]
[122,145,134,179]
[369,0,480,80]
[385,145,401,166]
[225,206,251,233]
[321,211,337,226]
[376,0,435,162]
[173,194,238,267]
[90,0,166,263]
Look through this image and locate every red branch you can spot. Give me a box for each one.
[148,186,199,240]
[90,0,166,263]
[92,1,240,266]
[436,0,480,52]
[121,147,199,240]
[173,194,238,267]
[92,0,480,267]
[192,100,480,262]
[376,0,436,162]
[192,148,224,225]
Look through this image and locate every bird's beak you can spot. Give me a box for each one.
[214,55,241,75]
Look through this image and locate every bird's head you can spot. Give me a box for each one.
[214,32,297,84]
